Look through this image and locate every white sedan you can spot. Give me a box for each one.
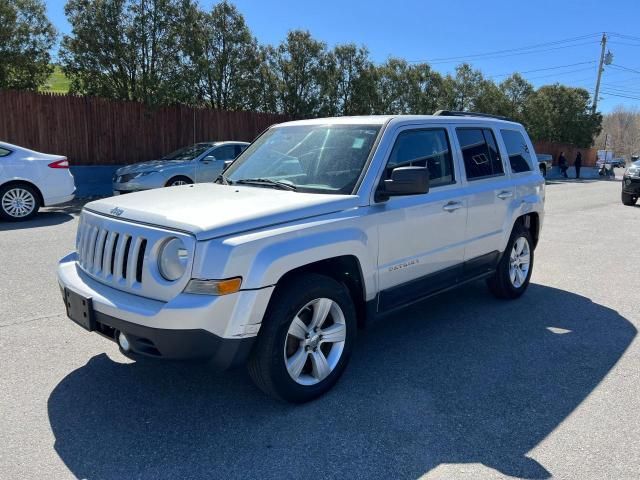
[0,141,75,221]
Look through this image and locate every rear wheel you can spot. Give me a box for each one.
[621,191,638,206]
[0,184,40,221]
[166,176,193,187]
[247,274,356,403]
[540,164,547,177]
[487,223,534,299]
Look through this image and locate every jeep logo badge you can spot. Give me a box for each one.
[110,207,124,217]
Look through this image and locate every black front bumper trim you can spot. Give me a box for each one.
[92,310,255,370]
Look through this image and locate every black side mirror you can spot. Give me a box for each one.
[375,166,429,202]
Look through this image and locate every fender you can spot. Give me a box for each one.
[499,180,545,252]
[192,216,378,301]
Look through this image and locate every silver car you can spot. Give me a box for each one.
[113,141,249,194]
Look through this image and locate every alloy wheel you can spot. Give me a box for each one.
[1,188,36,218]
[509,236,531,288]
[283,298,347,386]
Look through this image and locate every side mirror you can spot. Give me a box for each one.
[375,166,429,202]
[223,159,234,169]
[202,155,217,163]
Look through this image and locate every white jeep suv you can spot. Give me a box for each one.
[57,112,544,402]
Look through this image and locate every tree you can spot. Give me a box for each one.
[0,0,56,90]
[499,73,534,122]
[320,44,375,116]
[524,84,602,147]
[268,30,328,118]
[451,63,484,111]
[61,0,193,105]
[186,1,263,110]
[595,106,640,158]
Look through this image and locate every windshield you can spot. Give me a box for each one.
[224,125,381,194]
[162,143,212,161]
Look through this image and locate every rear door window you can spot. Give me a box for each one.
[456,128,505,180]
[501,129,532,173]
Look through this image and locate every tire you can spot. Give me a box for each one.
[247,273,356,403]
[540,165,546,177]
[165,176,193,187]
[621,191,638,206]
[0,183,40,221]
[487,223,534,300]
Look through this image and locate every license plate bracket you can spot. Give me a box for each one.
[64,288,95,331]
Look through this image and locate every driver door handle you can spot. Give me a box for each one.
[442,201,463,212]
[497,190,514,200]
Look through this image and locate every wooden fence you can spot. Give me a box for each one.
[0,90,288,166]
[533,140,598,167]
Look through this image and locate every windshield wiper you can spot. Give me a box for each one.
[234,178,297,191]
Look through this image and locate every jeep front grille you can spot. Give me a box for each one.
[77,226,147,285]
[75,210,195,302]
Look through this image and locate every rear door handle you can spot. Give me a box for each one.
[497,191,513,200]
[442,201,463,212]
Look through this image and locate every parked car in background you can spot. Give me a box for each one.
[58,112,544,402]
[536,153,553,177]
[112,141,250,194]
[0,141,75,221]
[596,157,625,168]
[621,158,640,206]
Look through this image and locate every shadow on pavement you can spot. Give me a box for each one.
[0,211,74,230]
[0,199,95,231]
[48,283,636,479]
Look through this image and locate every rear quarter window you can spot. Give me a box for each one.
[501,129,532,173]
[0,147,12,157]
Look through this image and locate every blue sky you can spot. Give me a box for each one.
[45,0,640,113]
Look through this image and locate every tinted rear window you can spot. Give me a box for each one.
[501,129,532,173]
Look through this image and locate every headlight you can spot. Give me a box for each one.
[626,168,640,177]
[158,237,189,281]
[134,171,159,178]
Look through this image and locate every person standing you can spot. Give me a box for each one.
[559,151,568,178]
[574,151,582,179]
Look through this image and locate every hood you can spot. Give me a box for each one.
[85,183,360,240]
[116,160,189,175]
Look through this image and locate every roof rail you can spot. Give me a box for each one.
[432,110,512,121]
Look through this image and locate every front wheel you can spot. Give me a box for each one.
[487,223,534,299]
[0,184,40,221]
[247,274,356,403]
[165,176,193,187]
[622,191,638,206]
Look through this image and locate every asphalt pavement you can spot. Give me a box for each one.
[1,179,639,480]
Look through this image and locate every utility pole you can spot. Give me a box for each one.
[592,33,607,114]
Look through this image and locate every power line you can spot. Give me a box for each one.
[488,60,596,79]
[609,32,640,43]
[609,41,640,47]
[524,66,598,82]
[409,34,600,64]
[601,91,640,101]
[609,64,640,75]
[424,41,598,65]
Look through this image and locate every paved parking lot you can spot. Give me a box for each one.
[1,179,639,480]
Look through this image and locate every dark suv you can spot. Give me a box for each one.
[622,157,640,206]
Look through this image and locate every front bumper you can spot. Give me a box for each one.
[84,308,255,368]
[57,252,274,368]
[622,177,640,195]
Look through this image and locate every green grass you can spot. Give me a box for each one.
[40,66,71,94]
